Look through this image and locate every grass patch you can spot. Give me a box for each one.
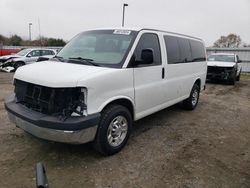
[241,73,250,80]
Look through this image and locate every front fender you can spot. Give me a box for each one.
[98,96,135,113]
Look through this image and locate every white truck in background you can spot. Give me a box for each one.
[207,53,242,84]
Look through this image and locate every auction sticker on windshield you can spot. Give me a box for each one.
[113,30,131,35]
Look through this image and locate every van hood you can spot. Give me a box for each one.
[207,61,235,68]
[14,61,111,87]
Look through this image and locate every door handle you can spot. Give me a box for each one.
[162,67,165,79]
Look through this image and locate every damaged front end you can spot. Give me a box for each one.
[207,66,235,80]
[0,59,16,72]
[14,79,87,120]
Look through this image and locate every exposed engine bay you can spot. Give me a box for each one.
[14,79,87,119]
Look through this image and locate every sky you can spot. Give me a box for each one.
[0,0,249,46]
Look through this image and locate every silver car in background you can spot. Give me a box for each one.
[0,48,57,72]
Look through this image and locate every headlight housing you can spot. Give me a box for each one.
[3,59,15,66]
[71,88,88,117]
[14,79,88,119]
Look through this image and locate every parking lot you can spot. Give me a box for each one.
[0,72,250,188]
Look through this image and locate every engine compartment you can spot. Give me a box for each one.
[14,79,86,118]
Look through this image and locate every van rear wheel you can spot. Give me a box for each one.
[183,83,200,110]
[93,105,132,156]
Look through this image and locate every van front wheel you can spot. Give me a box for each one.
[93,105,132,156]
[183,83,200,110]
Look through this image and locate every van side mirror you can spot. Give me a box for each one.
[141,48,154,64]
[237,60,242,63]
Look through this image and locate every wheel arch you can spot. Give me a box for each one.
[187,78,202,95]
[194,78,201,89]
[98,97,135,120]
[14,61,26,65]
[15,60,25,63]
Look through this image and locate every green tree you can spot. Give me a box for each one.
[0,34,8,45]
[9,35,22,46]
[47,38,66,46]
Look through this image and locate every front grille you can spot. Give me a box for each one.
[207,66,226,74]
[207,66,234,74]
[14,79,81,115]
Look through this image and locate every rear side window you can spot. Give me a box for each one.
[133,33,161,65]
[41,50,55,56]
[178,38,192,62]
[164,36,181,64]
[190,40,206,62]
[164,35,206,64]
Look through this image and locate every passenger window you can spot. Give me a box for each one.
[190,40,206,62]
[42,50,54,56]
[42,50,48,56]
[28,50,41,57]
[133,33,161,66]
[164,36,181,64]
[178,38,192,62]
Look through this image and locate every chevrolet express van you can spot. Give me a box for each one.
[5,28,207,155]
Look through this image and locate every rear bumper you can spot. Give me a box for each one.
[4,95,101,144]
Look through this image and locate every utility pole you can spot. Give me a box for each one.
[38,18,42,46]
[29,23,32,41]
[122,3,128,27]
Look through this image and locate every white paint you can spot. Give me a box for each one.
[14,28,207,121]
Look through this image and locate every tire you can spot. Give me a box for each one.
[93,105,132,156]
[183,83,200,110]
[236,73,241,81]
[14,62,25,70]
[229,75,236,85]
[228,70,237,85]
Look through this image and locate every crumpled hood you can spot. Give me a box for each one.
[0,54,21,60]
[14,61,111,87]
[207,61,236,68]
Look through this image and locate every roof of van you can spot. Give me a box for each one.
[87,27,203,41]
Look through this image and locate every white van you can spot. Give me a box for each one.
[5,28,207,155]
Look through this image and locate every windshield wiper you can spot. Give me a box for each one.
[53,56,64,62]
[69,57,100,66]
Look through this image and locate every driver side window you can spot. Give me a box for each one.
[131,33,161,67]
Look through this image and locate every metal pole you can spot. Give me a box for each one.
[29,23,32,41]
[122,3,128,27]
[38,18,42,46]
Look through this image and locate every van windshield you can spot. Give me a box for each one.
[57,30,137,68]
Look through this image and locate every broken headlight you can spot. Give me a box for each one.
[70,87,88,117]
